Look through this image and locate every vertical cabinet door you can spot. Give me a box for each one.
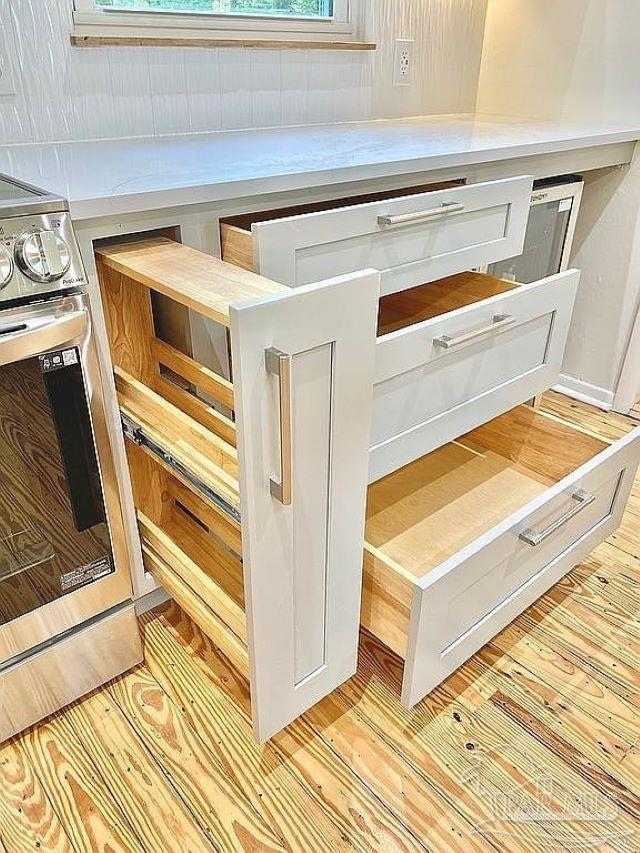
[231,269,380,742]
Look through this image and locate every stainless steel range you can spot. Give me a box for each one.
[0,174,141,742]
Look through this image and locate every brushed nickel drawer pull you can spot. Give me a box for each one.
[433,313,516,349]
[519,489,595,547]
[377,201,465,227]
[265,347,293,506]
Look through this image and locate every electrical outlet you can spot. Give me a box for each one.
[393,39,414,87]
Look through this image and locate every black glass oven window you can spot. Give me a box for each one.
[0,350,113,624]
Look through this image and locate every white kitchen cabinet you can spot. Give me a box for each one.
[94,237,379,742]
[92,160,640,742]
[216,172,640,722]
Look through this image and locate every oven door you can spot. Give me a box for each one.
[0,294,132,664]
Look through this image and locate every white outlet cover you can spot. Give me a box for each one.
[393,38,414,87]
[0,15,16,96]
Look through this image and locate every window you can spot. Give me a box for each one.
[92,1,335,16]
[72,0,362,46]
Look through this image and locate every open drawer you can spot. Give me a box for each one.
[221,176,532,295]
[370,267,580,482]
[95,237,380,741]
[361,405,640,708]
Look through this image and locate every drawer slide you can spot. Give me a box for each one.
[120,411,241,524]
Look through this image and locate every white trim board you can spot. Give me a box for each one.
[554,374,614,411]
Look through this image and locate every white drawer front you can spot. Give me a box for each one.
[253,177,533,294]
[370,269,580,482]
[441,472,621,653]
[401,426,640,708]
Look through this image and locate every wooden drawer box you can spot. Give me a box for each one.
[221,176,532,295]
[370,267,581,481]
[361,405,640,708]
[95,236,380,741]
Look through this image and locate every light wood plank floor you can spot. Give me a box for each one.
[2,392,639,852]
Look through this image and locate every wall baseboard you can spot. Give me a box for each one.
[553,374,614,411]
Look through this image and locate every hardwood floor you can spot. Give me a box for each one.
[2,392,640,852]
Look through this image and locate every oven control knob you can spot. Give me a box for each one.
[15,230,72,284]
[0,244,13,290]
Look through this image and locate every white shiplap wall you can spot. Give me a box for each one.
[475,0,640,409]
[0,0,488,144]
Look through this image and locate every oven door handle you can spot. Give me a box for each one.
[0,310,87,367]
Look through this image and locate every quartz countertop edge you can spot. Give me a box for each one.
[0,114,638,221]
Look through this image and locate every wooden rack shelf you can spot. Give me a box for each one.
[96,237,284,328]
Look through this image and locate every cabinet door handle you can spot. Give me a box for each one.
[433,313,516,349]
[519,489,595,546]
[265,347,292,506]
[377,202,465,227]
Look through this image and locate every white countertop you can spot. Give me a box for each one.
[0,114,638,221]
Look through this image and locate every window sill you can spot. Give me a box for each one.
[70,34,375,50]
[71,10,374,50]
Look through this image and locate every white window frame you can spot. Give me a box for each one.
[72,0,356,43]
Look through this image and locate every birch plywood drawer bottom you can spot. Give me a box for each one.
[95,237,380,742]
[361,405,640,708]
